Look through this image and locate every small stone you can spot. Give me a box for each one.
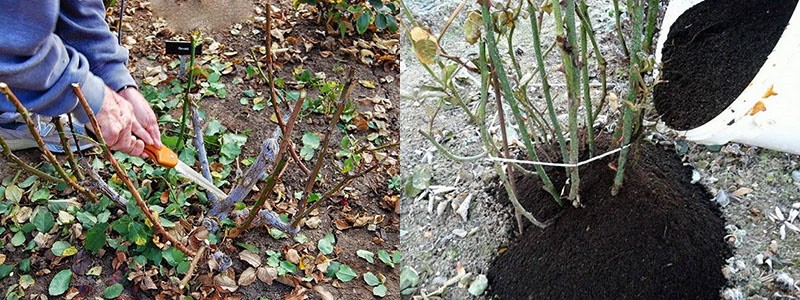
[734,260,746,270]
[468,274,488,296]
[769,240,779,253]
[792,170,800,182]
[691,170,701,184]
[755,254,765,265]
[713,191,730,207]
[774,272,795,292]
[453,228,467,237]
[720,288,742,300]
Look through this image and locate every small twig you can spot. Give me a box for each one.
[263,3,287,136]
[72,83,195,257]
[52,117,84,180]
[492,69,525,234]
[436,0,467,45]
[180,246,206,291]
[249,50,311,175]
[66,114,84,158]
[291,158,386,229]
[190,103,218,204]
[613,0,630,57]
[294,69,356,222]
[0,83,93,199]
[0,134,63,184]
[80,159,128,207]
[178,34,198,150]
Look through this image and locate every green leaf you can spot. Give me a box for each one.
[236,242,260,253]
[363,272,381,286]
[51,241,77,257]
[368,0,384,8]
[306,193,322,203]
[317,232,335,255]
[11,231,25,247]
[335,264,357,282]
[294,234,308,244]
[377,249,394,268]
[302,132,320,149]
[278,260,297,275]
[163,247,187,266]
[356,12,371,34]
[385,15,399,32]
[85,223,109,253]
[18,258,30,273]
[103,283,124,299]
[269,228,287,239]
[32,207,55,232]
[356,249,375,264]
[5,184,22,202]
[373,284,387,297]
[299,146,315,161]
[127,222,150,246]
[19,176,37,188]
[0,265,13,279]
[176,261,191,274]
[204,119,227,137]
[30,188,51,203]
[48,269,73,296]
[375,13,387,30]
[207,72,221,83]
[400,266,419,295]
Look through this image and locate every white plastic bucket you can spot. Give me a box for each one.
[655,0,800,155]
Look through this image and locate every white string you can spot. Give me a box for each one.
[486,144,631,168]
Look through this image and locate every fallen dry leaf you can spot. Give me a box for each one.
[239,250,262,268]
[238,267,257,287]
[733,187,753,197]
[215,269,239,292]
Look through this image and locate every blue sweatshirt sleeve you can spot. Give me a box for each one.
[0,1,106,123]
[56,0,137,92]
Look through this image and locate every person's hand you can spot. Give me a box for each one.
[118,87,162,148]
[94,86,146,156]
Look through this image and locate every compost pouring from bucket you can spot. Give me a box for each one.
[654,0,800,155]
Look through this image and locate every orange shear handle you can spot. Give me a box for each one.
[143,144,179,168]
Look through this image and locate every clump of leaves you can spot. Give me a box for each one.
[364,272,388,297]
[295,0,400,36]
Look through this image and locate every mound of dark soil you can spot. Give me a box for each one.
[653,0,797,130]
[488,143,731,300]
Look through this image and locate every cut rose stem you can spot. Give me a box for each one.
[72,83,195,257]
[79,160,128,207]
[293,69,356,225]
[180,246,206,291]
[0,133,62,184]
[190,103,218,204]
[0,83,93,199]
[291,157,385,229]
[236,91,306,232]
[248,50,311,175]
[51,117,84,180]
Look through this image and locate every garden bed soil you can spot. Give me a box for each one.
[488,143,731,300]
[653,0,797,130]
